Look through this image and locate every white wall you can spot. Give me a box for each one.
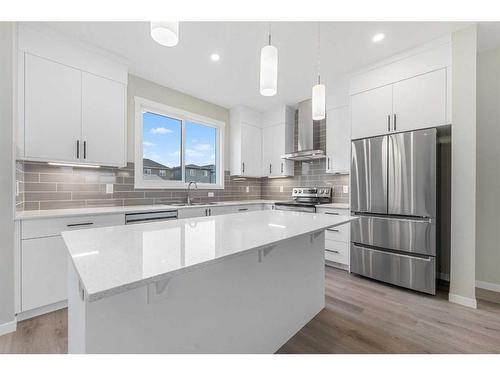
[476,46,500,289]
[0,22,16,332]
[449,25,478,308]
[126,75,230,169]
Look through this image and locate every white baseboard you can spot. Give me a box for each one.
[16,300,67,322]
[0,319,17,336]
[476,280,500,293]
[449,293,477,309]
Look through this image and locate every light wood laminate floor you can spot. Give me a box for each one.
[1,267,499,354]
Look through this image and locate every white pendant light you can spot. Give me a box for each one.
[312,23,326,120]
[260,24,278,97]
[150,22,179,47]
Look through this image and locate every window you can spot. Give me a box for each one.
[135,97,224,189]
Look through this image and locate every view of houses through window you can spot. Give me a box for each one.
[142,110,217,185]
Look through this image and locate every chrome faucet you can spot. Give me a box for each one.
[187,181,198,205]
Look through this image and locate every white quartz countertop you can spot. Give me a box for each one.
[316,203,350,210]
[62,210,356,302]
[15,200,280,221]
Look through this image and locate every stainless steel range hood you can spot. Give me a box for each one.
[281,99,326,161]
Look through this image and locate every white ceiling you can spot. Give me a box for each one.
[43,21,471,112]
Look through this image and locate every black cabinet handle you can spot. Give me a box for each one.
[238,208,248,212]
[325,212,339,215]
[393,113,397,131]
[83,141,87,159]
[67,222,94,227]
[269,164,272,174]
[281,162,283,173]
[387,114,391,131]
[76,140,80,159]
[326,228,339,232]
[242,162,245,173]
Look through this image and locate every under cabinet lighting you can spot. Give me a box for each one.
[372,33,385,43]
[268,175,288,179]
[48,162,100,169]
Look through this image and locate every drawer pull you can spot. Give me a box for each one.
[238,208,249,211]
[325,212,339,215]
[67,222,94,227]
[326,228,339,232]
[326,249,340,254]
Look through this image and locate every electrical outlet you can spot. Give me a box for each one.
[207,192,214,197]
[106,184,113,194]
[279,186,284,193]
[343,185,349,194]
[246,186,250,193]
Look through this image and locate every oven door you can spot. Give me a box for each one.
[274,203,316,213]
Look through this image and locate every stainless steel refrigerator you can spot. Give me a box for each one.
[350,128,437,294]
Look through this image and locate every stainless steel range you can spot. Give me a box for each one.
[274,187,332,213]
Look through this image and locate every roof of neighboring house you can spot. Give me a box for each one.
[143,158,171,169]
[185,164,216,170]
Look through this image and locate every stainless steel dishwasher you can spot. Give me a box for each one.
[125,210,178,224]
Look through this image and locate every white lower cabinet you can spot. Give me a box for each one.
[18,214,125,316]
[316,207,351,269]
[178,203,265,219]
[22,236,68,312]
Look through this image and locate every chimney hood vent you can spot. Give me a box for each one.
[281,99,326,162]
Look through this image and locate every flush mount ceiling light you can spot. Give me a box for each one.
[210,53,220,62]
[312,22,326,121]
[260,23,278,97]
[372,33,385,43]
[150,22,179,47]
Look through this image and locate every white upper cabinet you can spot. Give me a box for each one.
[82,72,126,166]
[392,69,447,133]
[18,24,128,167]
[240,123,262,177]
[25,54,82,162]
[261,106,294,177]
[326,106,350,174]
[351,84,393,139]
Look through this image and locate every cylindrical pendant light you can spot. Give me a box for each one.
[311,23,326,120]
[260,26,278,97]
[150,22,179,47]
[312,80,326,120]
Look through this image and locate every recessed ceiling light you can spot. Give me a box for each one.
[210,53,220,62]
[372,33,385,43]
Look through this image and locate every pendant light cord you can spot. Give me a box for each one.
[317,22,321,85]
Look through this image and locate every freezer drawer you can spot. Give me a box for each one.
[351,215,436,256]
[388,128,436,217]
[350,244,436,294]
[351,136,388,214]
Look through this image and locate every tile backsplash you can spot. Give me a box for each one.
[16,113,349,211]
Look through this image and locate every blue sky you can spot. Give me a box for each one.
[142,112,216,168]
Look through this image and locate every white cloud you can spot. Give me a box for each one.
[143,141,155,147]
[192,143,212,151]
[150,127,173,135]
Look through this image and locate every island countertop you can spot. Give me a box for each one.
[62,210,356,302]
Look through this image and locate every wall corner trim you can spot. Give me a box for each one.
[448,293,477,309]
[0,318,17,336]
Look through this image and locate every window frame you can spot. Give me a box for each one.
[134,96,225,189]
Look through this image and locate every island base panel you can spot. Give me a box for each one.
[68,231,325,353]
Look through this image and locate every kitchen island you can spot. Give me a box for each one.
[62,210,355,353]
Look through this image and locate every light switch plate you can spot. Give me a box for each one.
[246,186,250,193]
[279,186,284,193]
[106,184,113,194]
[207,192,214,197]
[343,185,349,194]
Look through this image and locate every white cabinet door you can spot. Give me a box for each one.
[392,69,447,132]
[351,84,393,139]
[24,53,82,162]
[262,126,274,177]
[240,123,262,177]
[22,236,68,311]
[82,72,126,167]
[326,106,350,174]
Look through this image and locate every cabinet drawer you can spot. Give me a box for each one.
[325,240,349,265]
[22,213,124,239]
[22,236,68,311]
[325,224,349,243]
